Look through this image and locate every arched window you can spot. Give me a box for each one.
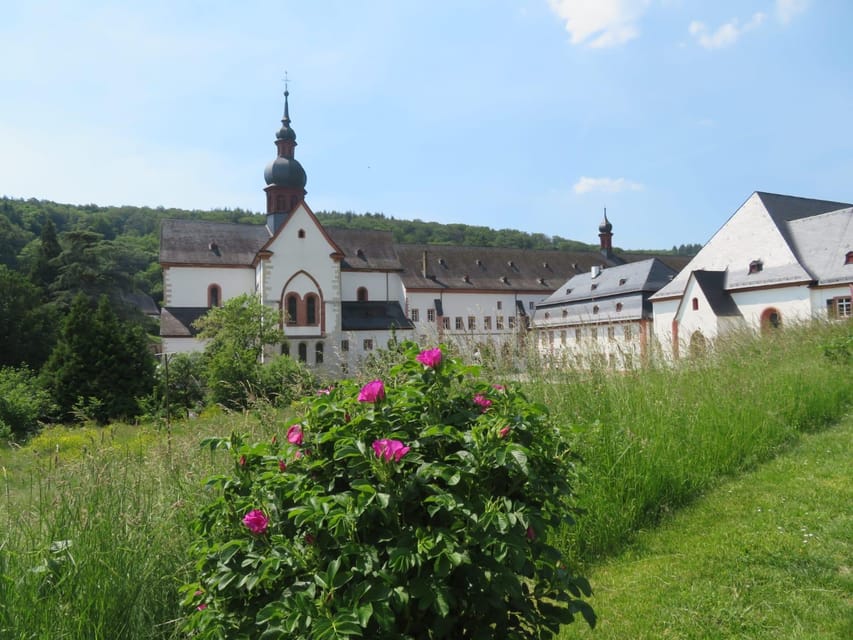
[306,294,318,325]
[315,342,324,364]
[285,294,298,325]
[298,342,307,362]
[761,307,782,331]
[298,229,306,239]
[356,287,368,302]
[692,297,699,311]
[208,284,221,308]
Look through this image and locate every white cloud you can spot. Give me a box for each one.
[688,12,766,50]
[547,0,651,48]
[776,0,809,24]
[573,176,644,194]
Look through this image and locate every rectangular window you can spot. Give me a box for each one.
[468,316,476,330]
[607,326,616,340]
[496,315,504,330]
[529,301,535,311]
[624,325,633,340]
[363,339,374,351]
[590,328,598,339]
[575,328,582,341]
[548,331,554,345]
[508,316,516,329]
[496,300,503,310]
[483,316,492,330]
[427,308,436,322]
[410,308,419,322]
[828,296,852,318]
[341,339,349,352]
[442,317,450,329]
[560,330,566,345]
[455,317,464,330]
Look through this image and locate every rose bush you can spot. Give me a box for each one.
[182,341,594,639]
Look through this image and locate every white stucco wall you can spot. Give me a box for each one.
[341,271,406,303]
[164,266,255,307]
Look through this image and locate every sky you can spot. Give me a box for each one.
[1,0,851,250]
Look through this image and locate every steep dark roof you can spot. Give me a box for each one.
[692,271,741,317]
[160,307,210,337]
[341,301,413,331]
[160,219,269,266]
[327,228,403,270]
[756,192,852,224]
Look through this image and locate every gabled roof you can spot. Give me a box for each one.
[784,207,853,286]
[652,192,853,301]
[327,228,403,270]
[160,219,269,266]
[538,258,677,307]
[690,271,741,317]
[341,301,413,331]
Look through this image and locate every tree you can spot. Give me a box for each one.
[29,218,62,290]
[194,294,287,408]
[41,293,155,423]
[0,265,58,368]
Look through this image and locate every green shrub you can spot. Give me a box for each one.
[254,354,317,406]
[182,342,594,638]
[0,366,56,439]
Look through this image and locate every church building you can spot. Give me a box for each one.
[159,91,687,371]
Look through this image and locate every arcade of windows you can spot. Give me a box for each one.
[284,292,321,326]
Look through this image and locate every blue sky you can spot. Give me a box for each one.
[1,0,850,250]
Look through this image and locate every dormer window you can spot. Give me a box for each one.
[462,274,470,283]
[500,276,509,284]
[543,262,550,269]
[565,288,572,295]
[507,260,515,268]
[749,259,763,274]
[591,283,598,291]
[618,278,627,286]
[475,259,483,266]
[438,258,447,267]
[357,248,366,259]
[538,277,546,285]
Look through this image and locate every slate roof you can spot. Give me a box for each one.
[160,307,210,337]
[341,301,413,331]
[691,271,741,317]
[784,208,853,286]
[394,245,615,291]
[533,258,677,326]
[160,219,269,266]
[327,228,403,271]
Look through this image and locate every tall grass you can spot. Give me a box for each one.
[0,410,281,639]
[525,321,852,566]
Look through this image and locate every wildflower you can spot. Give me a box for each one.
[372,438,411,462]
[499,425,511,438]
[243,510,269,535]
[492,384,506,391]
[305,533,315,545]
[238,455,247,467]
[317,387,333,395]
[526,526,536,541]
[287,424,304,445]
[416,347,442,368]
[358,379,385,403]
[473,394,492,412]
[278,459,287,472]
[197,603,208,611]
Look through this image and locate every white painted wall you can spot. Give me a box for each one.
[341,271,405,303]
[164,266,255,307]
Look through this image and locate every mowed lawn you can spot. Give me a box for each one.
[561,414,853,640]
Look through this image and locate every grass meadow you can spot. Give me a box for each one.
[1,320,850,639]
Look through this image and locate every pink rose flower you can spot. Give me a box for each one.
[238,455,246,467]
[197,603,208,611]
[287,424,303,445]
[358,379,385,403]
[492,384,506,392]
[473,394,492,412]
[278,459,287,472]
[499,425,511,438]
[416,347,442,368]
[372,438,411,462]
[316,387,333,395]
[243,509,269,535]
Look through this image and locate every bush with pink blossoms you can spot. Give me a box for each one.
[182,341,594,639]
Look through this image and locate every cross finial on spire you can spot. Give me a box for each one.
[281,71,291,123]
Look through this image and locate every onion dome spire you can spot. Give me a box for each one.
[264,81,307,215]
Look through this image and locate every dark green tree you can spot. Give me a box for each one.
[41,293,155,423]
[29,218,62,290]
[0,265,58,368]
